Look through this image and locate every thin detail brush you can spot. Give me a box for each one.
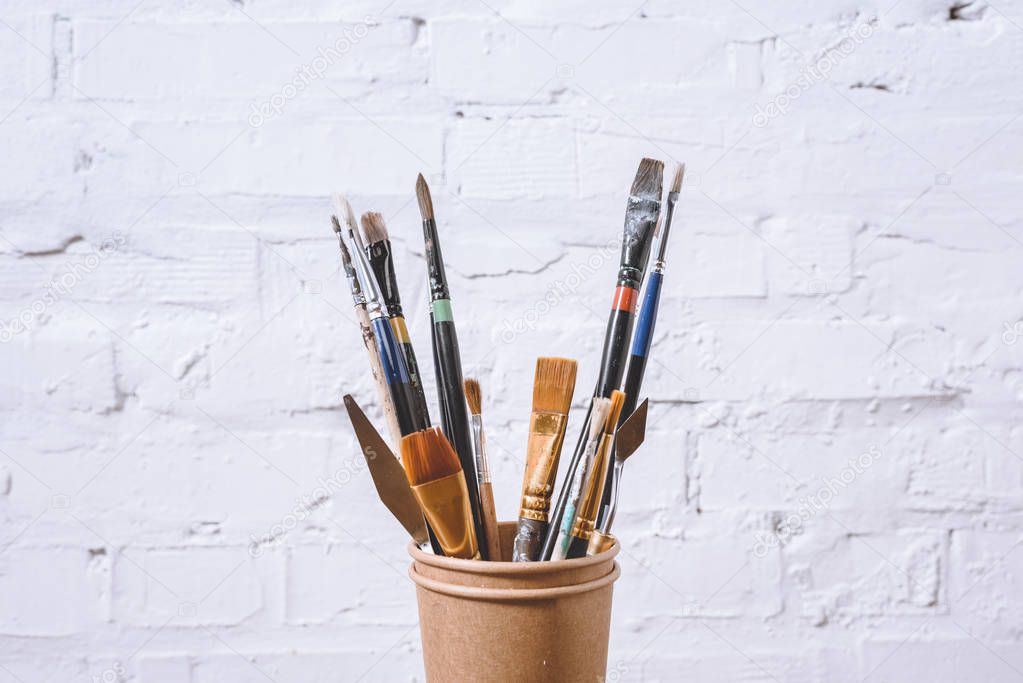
[331,215,402,447]
[598,163,683,523]
[416,174,490,558]
[401,427,479,560]
[566,390,626,558]
[464,378,502,562]
[539,158,663,561]
[335,196,420,437]
[511,358,578,562]
[361,211,432,430]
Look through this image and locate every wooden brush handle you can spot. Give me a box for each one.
[512,517,548,562]
[478,481,502,562]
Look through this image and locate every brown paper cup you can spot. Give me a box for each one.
[408,521,620,682]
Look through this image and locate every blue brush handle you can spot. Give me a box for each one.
[371,317,417,435]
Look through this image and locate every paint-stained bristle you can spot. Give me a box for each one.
[589,397,612,441]
[332,194,358,231]
[415,174,434,221]
[671,163,685,194]
[360,211,389,245]
[604,390,626,434]
[630,158,664,198]
[463,378,482,416]
[330,214,343,235]
[331,216,352,263]
[401,427,462,486]
[532,357,578,414]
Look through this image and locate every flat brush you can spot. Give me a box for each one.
[416,174,489,558]
[589,398,648,556]
[401,427,479,560]
[539,158,663,561]
[511,357,578,562]
[335,196,420,438]
[599,163,683,522]
[550,396,610,561]
[464,378,502,562]
[566,390,626,559]
[331,215,402,447]
[361,211,432,430]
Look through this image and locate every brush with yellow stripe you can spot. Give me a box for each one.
[361,211,431,430]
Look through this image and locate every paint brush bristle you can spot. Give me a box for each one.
[604,390,626,435]
[360,211,389,245]
[415,173,434,221]
[332,194,358,231]
[401,427,462,486]
[589,397,612,442]
[670,163,685,194]
[463,378,482,416]
[532,357,578,415]
[631,157,665,198]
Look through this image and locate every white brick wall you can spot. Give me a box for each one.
[1,1,1022,680]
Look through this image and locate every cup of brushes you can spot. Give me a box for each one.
[335,158,680,681]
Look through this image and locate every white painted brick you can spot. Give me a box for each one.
[0,15,51,101]
[0,546,107,636]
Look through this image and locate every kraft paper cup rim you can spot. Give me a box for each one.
[408,535,619,572]
[408,560,620,600]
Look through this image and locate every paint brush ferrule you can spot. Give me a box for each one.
[410,471,479,560]
[366,239,404,318]
[619,194,661,282]
[469,414,490,485]
[517,411,569,521]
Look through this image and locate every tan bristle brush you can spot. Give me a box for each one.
[566,390,625,558]
[464,378,502,562]
[401,427,479,560]
[512,357,578,562]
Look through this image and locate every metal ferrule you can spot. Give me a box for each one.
[618,194,661,285]
[517,412,569,522]
[470,414,490,485]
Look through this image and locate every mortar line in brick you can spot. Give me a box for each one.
[952,620,1023,678]
[701,620,783,682]
[71,513,181,598]
[75,414,162,495]
[196,190,304,276]
[0,445,52,491]
[68,298,178,382]
[577,0,648,66]
[476,0,558,62]
[200,624,281,683]
[0,509,47,555]
[354,623,420,682]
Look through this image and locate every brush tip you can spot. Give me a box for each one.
[401,427,462,485]
[330,214,343,235]
[415,174,434,221]
[332,194,358,230]
[671,163,685,194]
[533,357,578,414]
[605,390,626,433]
[360,211,389,244]
[588,397,612,438]
[631,157,664,198]
[463,378,482,416]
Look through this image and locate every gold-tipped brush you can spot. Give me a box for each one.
[401,427,479,560]
[512,357,578,562]
[566,390,625,558]
[464,378,502,561]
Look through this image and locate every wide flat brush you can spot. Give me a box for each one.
[331,215,402,446]
[336,196,420,438]
[416,174,489,557]
[550,396,610,561]
[566,390,626,558]
[539,158,663,561]
[511,357,578,562]
[361,211,432,431]
[464,378,502,562]
[598,163,682,522]
[401,427,479,560]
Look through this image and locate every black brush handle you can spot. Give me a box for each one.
[430,304,489,559]
[512,517,547,562]
[566,535,590,559]
[539,404,593,560]
[594,283,640,398]
[400,339,432,430]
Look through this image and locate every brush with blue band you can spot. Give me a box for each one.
[415,174,490,559]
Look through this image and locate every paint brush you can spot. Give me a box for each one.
[539,158,663,561]
[463,378,502,562]
[599,163,682,522]
[343,394,429,549]
[566,390,626,558]
[401,427,479,560]
[416,174,489,557]
[511,357,578,562]
[331,215,402,447]
[550,396,610,561]
[588,399,648,556]
[361,211,432,430]
[335,195,420,438]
